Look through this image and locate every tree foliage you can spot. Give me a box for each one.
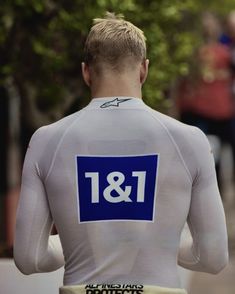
[1,0,235,127]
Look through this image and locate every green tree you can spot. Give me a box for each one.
[1,0,235,128]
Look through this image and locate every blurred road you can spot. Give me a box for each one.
[189,254,235,294]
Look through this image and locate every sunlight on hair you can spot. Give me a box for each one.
[84,11,146,73]
[93,11,124,24]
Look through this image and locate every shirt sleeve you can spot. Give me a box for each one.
[178,128,229,273]
[14,127,65,275]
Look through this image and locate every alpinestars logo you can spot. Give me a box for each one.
[85,284,144,294]
[100,98,131,108]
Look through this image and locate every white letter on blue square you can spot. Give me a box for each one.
[76,154,159,223]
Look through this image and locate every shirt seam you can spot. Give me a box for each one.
[187,215,200,265]
[144,108,193,184]
[44,109,87,182]
[35,212,51,272]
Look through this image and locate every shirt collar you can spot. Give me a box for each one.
[87,97,145,110]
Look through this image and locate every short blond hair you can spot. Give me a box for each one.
[84,12,146,72]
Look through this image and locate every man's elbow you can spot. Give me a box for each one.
[14,261,34,275]
[202,251,229,274]
[13,250,37,275]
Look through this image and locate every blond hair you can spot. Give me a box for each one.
[84,12,146,72]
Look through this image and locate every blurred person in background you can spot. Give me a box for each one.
[220,10,235,124]
[220,11,235,182]
[14,12,228,294]
[176,12,235,190]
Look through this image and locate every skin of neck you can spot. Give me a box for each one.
[82,59,149,99]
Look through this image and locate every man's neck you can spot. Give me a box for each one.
[90,74,142,99]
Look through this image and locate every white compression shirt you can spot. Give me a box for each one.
[14,97,228,288]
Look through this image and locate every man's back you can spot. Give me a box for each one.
[14,97,227,288]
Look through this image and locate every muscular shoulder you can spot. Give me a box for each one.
[27,110,84,179]
[31,109,84,144]
[146,106,203,141]
[146,107,212,181]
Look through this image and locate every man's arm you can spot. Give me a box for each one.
[178,128,228,273]
[14,128,65,275]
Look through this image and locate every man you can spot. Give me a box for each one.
[14,12,228,294]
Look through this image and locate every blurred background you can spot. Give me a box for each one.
[1,0,235,293]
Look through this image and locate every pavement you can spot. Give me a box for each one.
[189,255,235,294]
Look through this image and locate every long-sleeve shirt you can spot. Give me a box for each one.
[14,97,228,288]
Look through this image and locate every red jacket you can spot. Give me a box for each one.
[178,43,234,119]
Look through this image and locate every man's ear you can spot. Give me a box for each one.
[140,59,149,85]
[82,62,91,87]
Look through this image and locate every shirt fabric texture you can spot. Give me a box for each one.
[14,97,228,289]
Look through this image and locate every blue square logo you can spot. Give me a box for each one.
[76,155,159,223]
